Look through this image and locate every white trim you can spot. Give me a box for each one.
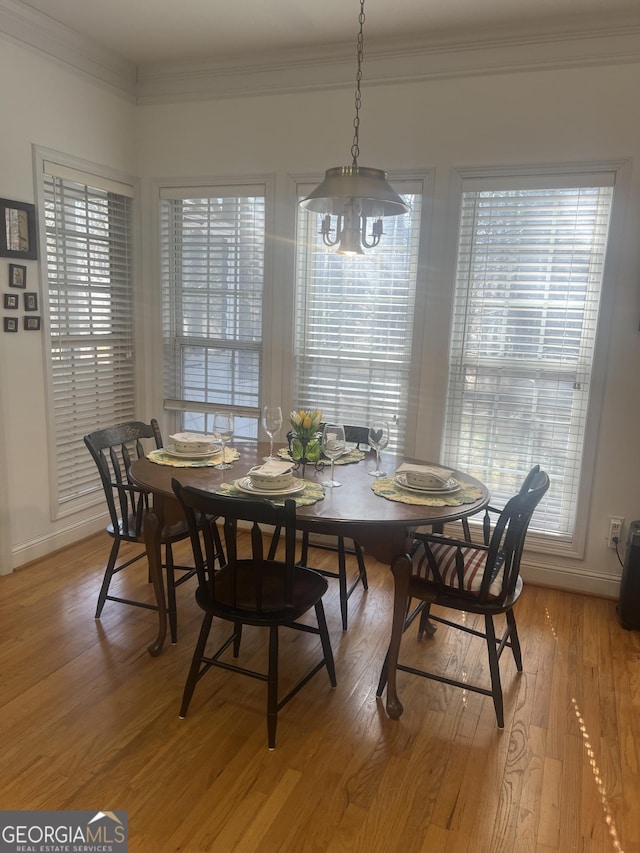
[43,161,136,198]
[11,512,110,569]
[0,0,136,99]
[521,556,620,600]
[1,0,640,102]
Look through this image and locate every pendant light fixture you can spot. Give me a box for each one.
[299,0,409,256]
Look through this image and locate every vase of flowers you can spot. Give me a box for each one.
[288,409,324,473]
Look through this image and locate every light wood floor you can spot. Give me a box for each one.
[1,531,639,852]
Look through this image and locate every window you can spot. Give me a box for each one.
[160,185,266,439]
[40,158,136,515]
[294,181,424,451]
[442,173,615,541]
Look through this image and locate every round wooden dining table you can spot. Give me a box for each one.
[129,441,489,717]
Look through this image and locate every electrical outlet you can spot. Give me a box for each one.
[608,516,624,549]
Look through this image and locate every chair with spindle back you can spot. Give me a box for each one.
[172,481,336,749]
[84,419,213,643]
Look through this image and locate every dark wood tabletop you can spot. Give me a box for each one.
[130,441,489,565]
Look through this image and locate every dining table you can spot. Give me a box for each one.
[129,440,489,718]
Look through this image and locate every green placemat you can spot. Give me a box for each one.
[216,479,325,507]
[372,477,483,507]
[277,447,365,465]
[147,447,240,468]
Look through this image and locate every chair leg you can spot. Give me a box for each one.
[485,614,504,728]
[300,531,310,565]
[95,538,120,618]
[417,601,436,639]
[337,538,349,631]
[233,621,243,657]
[267,625,279,750]
[165,543,178,645]
[354,541,368,590]
[179,612,214,719]
[506,609,523,671]
[315,600,337,687]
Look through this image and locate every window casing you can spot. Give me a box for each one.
[40,158,136,516]
[294,181,424,451]
[160,185,266,439]
[442,172,616,542]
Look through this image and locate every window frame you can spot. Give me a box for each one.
[157,175,275,440]
[290,170,434,452]
[439,160,629,558]
[34,147,140,521]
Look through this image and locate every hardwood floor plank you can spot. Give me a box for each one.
[1,534,639,851]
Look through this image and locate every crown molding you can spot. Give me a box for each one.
[1,0,640,105]
[137,25,640,104]
[0,0,136,99]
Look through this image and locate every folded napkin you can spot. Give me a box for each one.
[395,463,454,487]
[252,459,294,477]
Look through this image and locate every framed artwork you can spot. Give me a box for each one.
[3,317,18,333]
[0,198,38,260]
[9,264,27,288]
[3,293,18,309]
[24,292,38,311]
[24,316,41,331]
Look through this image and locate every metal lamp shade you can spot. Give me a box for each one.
[300,166,409,217]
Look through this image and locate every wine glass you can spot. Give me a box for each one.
[262,405,283,461]
[321,423,346,488]
[213,412,234,470]
[368,419,389,477]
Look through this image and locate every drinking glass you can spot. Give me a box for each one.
[262,405,283,461]
[321,423,346,488]
[368,419,389,477]
[213,412,234,470]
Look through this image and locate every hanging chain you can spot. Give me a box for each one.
[350,0,366,166]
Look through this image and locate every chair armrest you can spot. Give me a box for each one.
[411,530,490,554]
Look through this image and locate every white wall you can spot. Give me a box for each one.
[0,38,136,572]
[1,31,640,599]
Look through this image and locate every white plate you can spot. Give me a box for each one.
[393,472,460,494]
[164,444,222,460]
[234,477,306,497]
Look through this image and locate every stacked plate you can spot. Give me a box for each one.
[393,471,460,495]
[164,445,222,460]
[233,477,305,497]
[166,432,222,459]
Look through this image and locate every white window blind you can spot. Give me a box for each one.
[442,178,614,538]
[42,163,136,507]
[294,186,422,451]
[160,187,265,439]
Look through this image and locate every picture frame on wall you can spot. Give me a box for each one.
[24,316,41,331]
[24,292,38,311]
[3,317,18,333]
[0,198,38,260]
[9,263,27,288]
[3,293,18,309]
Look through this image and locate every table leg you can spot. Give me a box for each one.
[384,552,413,719]
[143,509,167,657]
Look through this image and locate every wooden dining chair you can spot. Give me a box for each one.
[172,480,337,750]
[84,419,211,643]
[377,466,549,726]
[290,423,370,630]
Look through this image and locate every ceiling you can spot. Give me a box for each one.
[13,0,640,66]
